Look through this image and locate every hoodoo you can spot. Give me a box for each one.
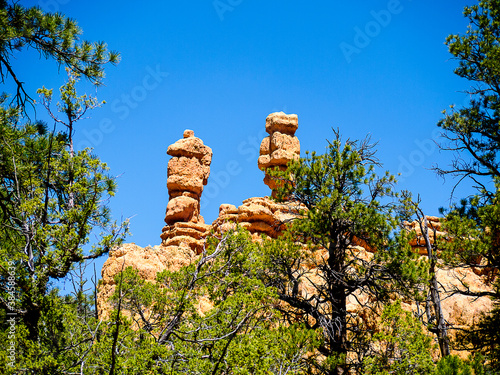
[160,129,213,254]
[257,112,300,197]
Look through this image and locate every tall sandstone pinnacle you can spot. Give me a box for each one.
[160,129,213,254]
[258,112,300,198]
[213,111,304,240]
[98,129,213,319]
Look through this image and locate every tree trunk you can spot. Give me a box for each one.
[24,300,41,342]
[420,215,450,358]
[327,241,348,375]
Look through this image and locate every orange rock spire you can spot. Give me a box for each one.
[257,112,300,197]
[160,130,212,253]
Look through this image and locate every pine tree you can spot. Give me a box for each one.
[263,130,426,374]
[101,230,317,374]
[0,3,123,371]
[0,72,128,345]
[435,0,500,369]
[0,1,119,110]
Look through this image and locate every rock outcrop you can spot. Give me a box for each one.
[97,113,495,355]
[160,130,212,254]
[99,130,213,317]
[404,215,495,280]
[257,112,300,197]
[212,197,305,241]
[404,215,446,255]
[97,243,194,320]
[211,112,303,240]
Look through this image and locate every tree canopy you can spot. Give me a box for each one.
[435,0,500,370]
[0,0,126,368]
[0,1,119,109]
[265,130,426,374]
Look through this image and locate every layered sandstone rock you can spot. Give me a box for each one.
[98,130,213,317]
[400,215,494,344]
[405,216,493,280]
[97,243,195,319]
[433,266,493,330]
[212,196,305,241]
[257,112,300,197]
[404,215,447,255]
[160,130,213,254]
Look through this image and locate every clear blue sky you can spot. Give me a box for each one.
[13,0,475,280]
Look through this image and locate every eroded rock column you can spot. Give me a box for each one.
[212,112,304,240]
[258,112,300,197]
[160,130,212,253]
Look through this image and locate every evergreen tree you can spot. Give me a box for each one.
[100,230,318,374]
[0,3,123,371]
[436,0,500,185]
[264,130,426,374]
[399,193,450,359]
[0,71,127,347]
[0,1,119,109]
[435,0,500,369]
[362,300,436,375]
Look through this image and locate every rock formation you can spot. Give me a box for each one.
[160,129,212,254]
[212,112,304,240]
[257,112,300,197]
[97,113,494,356]
[98,129,213,317]
[405,215,494,280]
[405,215,446,255]
[212,197,304,241]
[97,243,195,320]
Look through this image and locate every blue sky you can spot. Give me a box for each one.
[12,0,476,279]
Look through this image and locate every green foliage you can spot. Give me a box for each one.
[437,0,500,182]
[265,130,428,373]
[37,68,104,151]
[103,229,318,374]
[455,303,500,373]
[363,301,436,375]
[0,10,125,371]
[0,1,119,108]
[0,86,128,338]
[439,182,500,276]
[275,131,398,247]
[435,354,489,375]
[436,356,471,375]
[3,229,318,374]
[435,0,500,367]
[0,284,102,374]
[225,324,319,374]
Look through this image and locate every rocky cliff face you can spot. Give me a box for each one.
[97,112,493,347]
